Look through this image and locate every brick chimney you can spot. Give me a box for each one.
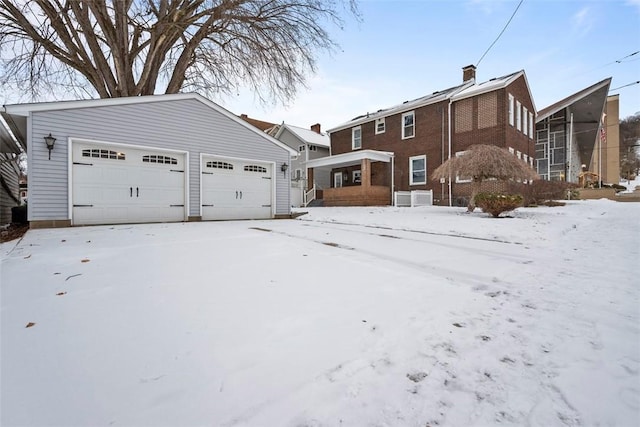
[310,123,321,134]
[462,65,476,82]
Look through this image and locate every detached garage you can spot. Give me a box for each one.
[1,94,295,227]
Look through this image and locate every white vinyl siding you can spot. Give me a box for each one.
[409,155,426,185]
[27,98,290,221]
[402,111,415,139]
[352,126,362,150]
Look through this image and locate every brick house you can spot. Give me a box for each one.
[308,66,537,206]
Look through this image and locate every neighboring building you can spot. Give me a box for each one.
[308,65,536,206]
[18,173,27,204]
[0,119,24,224]
[1,94,296,228]
[239,114,278,133]
[535,78,614,185]
[271,123,330,206]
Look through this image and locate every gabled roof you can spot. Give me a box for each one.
[536,77,612,122]
[238,114,278,132]
[327,69,530,133]
[274,123,330,148]
[2,93,297,156]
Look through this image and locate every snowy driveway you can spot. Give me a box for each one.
[1,202,639,426]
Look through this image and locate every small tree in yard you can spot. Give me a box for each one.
[432,144,539,212]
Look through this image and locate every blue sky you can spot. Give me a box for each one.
[223,0,640,130]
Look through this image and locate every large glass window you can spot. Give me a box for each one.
[409,155,426,185]
[402,111,415,139]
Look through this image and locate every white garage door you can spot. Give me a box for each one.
[72,142,186,225]
[201,156,273,220]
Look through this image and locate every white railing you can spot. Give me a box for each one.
[394,190,433,207]
[303,185,316,206]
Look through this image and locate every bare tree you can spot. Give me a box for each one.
[432,144,539,212]
[0,0,359,102]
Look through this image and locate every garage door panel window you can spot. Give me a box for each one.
[143,155,177,165]
[244,165,267,173]
[207,161,234,169]
[82,149,125,160]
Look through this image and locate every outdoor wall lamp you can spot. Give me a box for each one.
[44,133,56,160]
[281,162,288,176]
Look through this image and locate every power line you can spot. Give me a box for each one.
[610,81,640,91]
[476,0,525,67]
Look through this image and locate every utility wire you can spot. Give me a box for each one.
[476,0,525,67]
[610,81,640,91]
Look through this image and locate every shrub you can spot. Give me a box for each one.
[509,180,578,206]
[474,192,523,218]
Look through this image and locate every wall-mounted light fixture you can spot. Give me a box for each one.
[43,133,56,160]
[281,162,288,176]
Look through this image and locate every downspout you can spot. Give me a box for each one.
[391,155,395,205]
[447,98,453,206]
[568,113,573,183]
[440,106,445,203]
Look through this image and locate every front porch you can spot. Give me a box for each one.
[305,150,395,207]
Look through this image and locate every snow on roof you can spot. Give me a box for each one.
[536,77,612,122]
[281,124,330,148]
[328,70,529,133]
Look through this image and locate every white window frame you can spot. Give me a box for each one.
[455,151,472,183]
[523,154,529,163]
[375,118,386,134]
[516,100,522,131]
[529,112,534,138]
[409,154,426,185]
[352,126,362,150]
[353,170,362,183]
[294,168,302,180]
[402,111,415,140]
[516,150,522,159]
[509,147,515,155]
[523,107,528,136]
[333,171,343,188]
[508,94,515,126]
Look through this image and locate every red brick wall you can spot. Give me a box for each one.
[328,75,537,205]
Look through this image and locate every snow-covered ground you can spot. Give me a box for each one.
[1,200,638,426]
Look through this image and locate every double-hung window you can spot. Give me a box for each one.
[352,126,362,150]
[402,111,415,139]
[508,94,515,126]
[455,151,472,183]
[375,118,385,134]
[529,112,534,138]
[523,107,529,136]
[516,101,522,131]
[409,155,426,185]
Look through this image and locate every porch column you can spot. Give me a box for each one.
[361,158,372,188]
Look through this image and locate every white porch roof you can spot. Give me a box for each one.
[305,149,394,169]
